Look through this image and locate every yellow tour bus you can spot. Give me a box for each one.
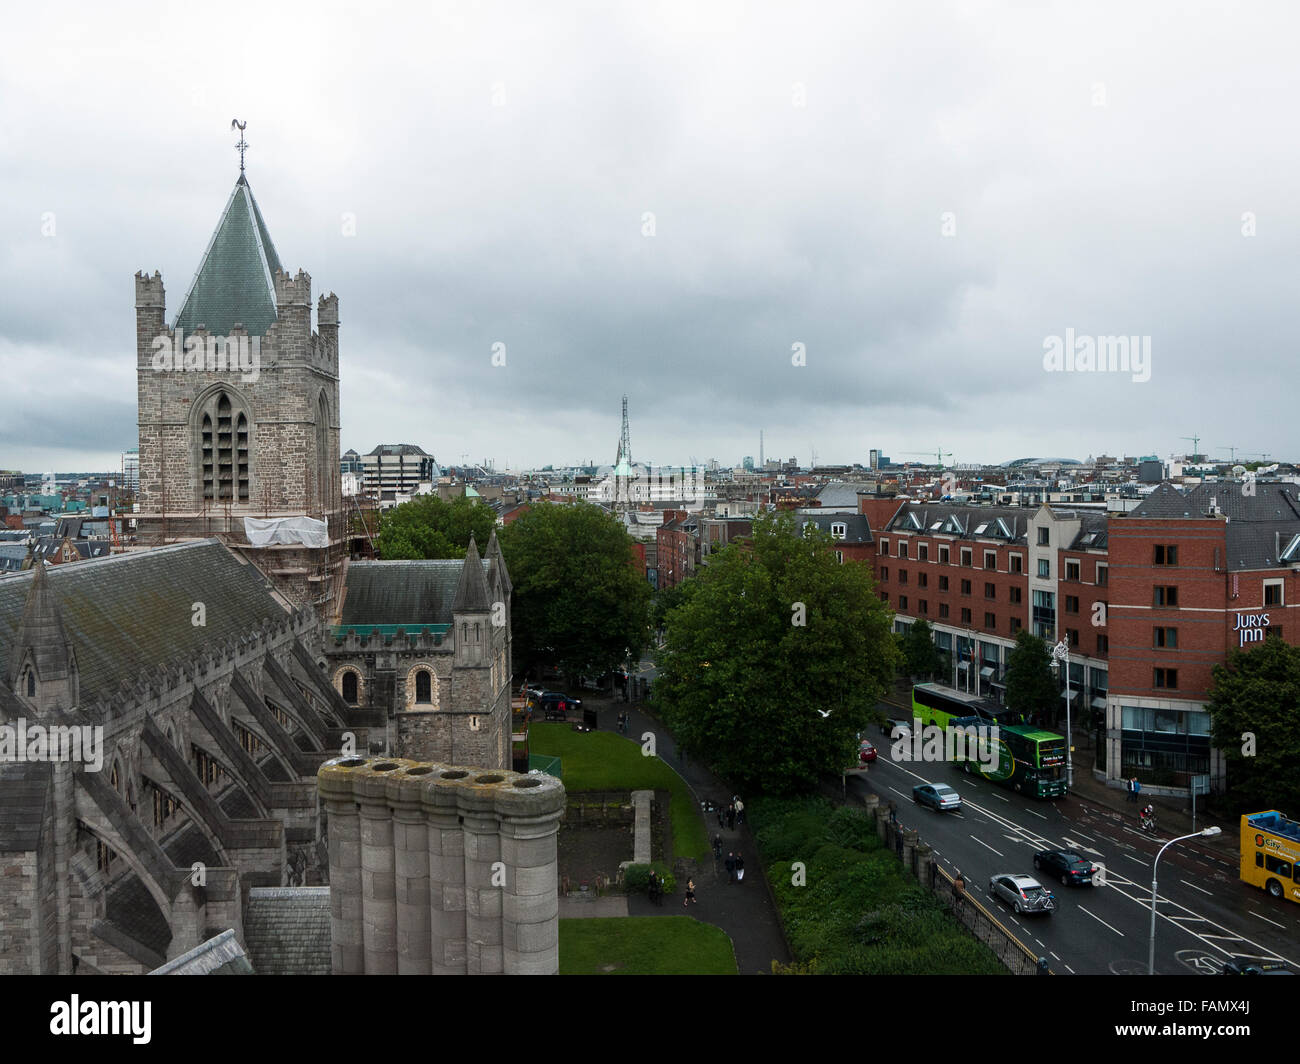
[1241,810,1300,902]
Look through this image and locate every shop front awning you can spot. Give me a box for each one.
[1061,689,1081,702]
[979,667,995,678]
[1091,696,1107,710]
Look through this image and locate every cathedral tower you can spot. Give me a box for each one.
[134,153,343,610]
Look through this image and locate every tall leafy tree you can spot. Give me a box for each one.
[1208,634,1300,814]
[655,511,900,794]
[498,502,651,681]
[899,619,943,682]
[376,494,497,559]
[1004,630,1058,724]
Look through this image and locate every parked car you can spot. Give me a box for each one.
[540,692,581,721]
[1033,849,1097,886]
[989,873,1057,915]
[912,782,961,813]
[859,739,878,764]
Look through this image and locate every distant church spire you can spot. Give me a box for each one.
[232,119,248,174]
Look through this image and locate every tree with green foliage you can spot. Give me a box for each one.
[651,580,693,634]
[375,494,497,560]
[1208,634,1300,815]
[899,619,943,682]
[1004,630,1057,724]
[654,511,900,794]
[498,501,651,682]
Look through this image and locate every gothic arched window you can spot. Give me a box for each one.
[25,669,35,697]
[415,669,432,703]
[198,389,251,502]
[342,671,358,705]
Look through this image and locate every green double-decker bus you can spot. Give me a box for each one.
[912,685,1066,799]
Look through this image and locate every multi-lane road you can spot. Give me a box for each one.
[848,731,1300,975]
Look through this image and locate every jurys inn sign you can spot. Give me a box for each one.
[1233,612,1270,646]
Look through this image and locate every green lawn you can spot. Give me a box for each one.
[529,723,709,861]
[560,916,737,974]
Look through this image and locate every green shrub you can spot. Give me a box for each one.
[623,863,676,895]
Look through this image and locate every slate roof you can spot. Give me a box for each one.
[0,540,291,707]
[797,513,873,544]
[148,928,253,975]
[884,502,1031,543]
[174,174,284,337]
[0,761,52,852]
[1124,482,1300,570]
[242,887,331,975]
[339,558,490,627]
[814,483,877,510]
[452,538,492,612]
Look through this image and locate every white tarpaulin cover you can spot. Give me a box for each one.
[243,516,329,548]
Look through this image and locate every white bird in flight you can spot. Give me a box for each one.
[817,709,832,718]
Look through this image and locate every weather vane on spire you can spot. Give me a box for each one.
[230,119,248,173]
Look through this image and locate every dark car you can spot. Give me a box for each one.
[912,782,961,813]
[989,873,1057,915]
[1033,849,1097,886]
[1221,958,1294,975]
[540,692,581,721]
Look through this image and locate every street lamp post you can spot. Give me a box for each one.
[1148,827,1222,974]
[1052,640,1072,790]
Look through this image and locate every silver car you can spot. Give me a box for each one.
[989,873,1056,915]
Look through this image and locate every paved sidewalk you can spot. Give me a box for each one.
[600,694,792,974]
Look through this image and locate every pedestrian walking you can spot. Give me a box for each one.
[716,805,725,830]
[734,852,745,883]
[735,798,745,825]
[726,804,736,831]
[647,870,659,905]
[683,878,696,907]
[713,834,723,863]
[1133,778,1142,802]
[1125,776,1135,803]
[725,852,736,883]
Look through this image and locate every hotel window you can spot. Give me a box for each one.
[918,571,928,588]
[1010,554,1023,573]
[881,566,889,582]
[879,539,889,555]
[985,612,996,629]
[835,550,843,564]
[898,570,908,585]
[1067,628,1080,647]
[960,548,972,567]
[1154,627,1178,649]
[899,596,908,610]
[985,582,996,599]
[939,603,950,619]
[960,579,971,595]
[1154,544,1178,566]
[1097,634,1109,655]
[880,592,889,603]
[984,550,997,570]
[1153,586,1179,607]
[919,599,929,615]
[1264,581,1284,607]
[1009,587,1022,604]
[1038,527,1050,546]
[919,544,929,561]
[1065,595,1079,613]
[898,540,908,558]
[1010,617,1022,634]
[938,546,950,564]
[960,608,972,624]
[1153,668,1178,689]
[1037,559,1050,578]
[939,575,949,591]
[1065,559,1080,581]
[830,522,847,540]
[1096,564,1108,586]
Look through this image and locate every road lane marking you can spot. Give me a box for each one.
[1251,911,1286,929]
[1180,879,1213,897]
[1123,854,1148,866]
[1078,905,1125,936]
[1064,963,1076,974]
[1050,951,1060,961]
[972,836,1004,858]
[992,793,1009,802]
[1072,830,1095,842]
[1026,809,1048,820]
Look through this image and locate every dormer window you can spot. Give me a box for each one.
[830,522,847,540]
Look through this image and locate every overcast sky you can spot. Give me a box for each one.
[1,1,1296,475]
